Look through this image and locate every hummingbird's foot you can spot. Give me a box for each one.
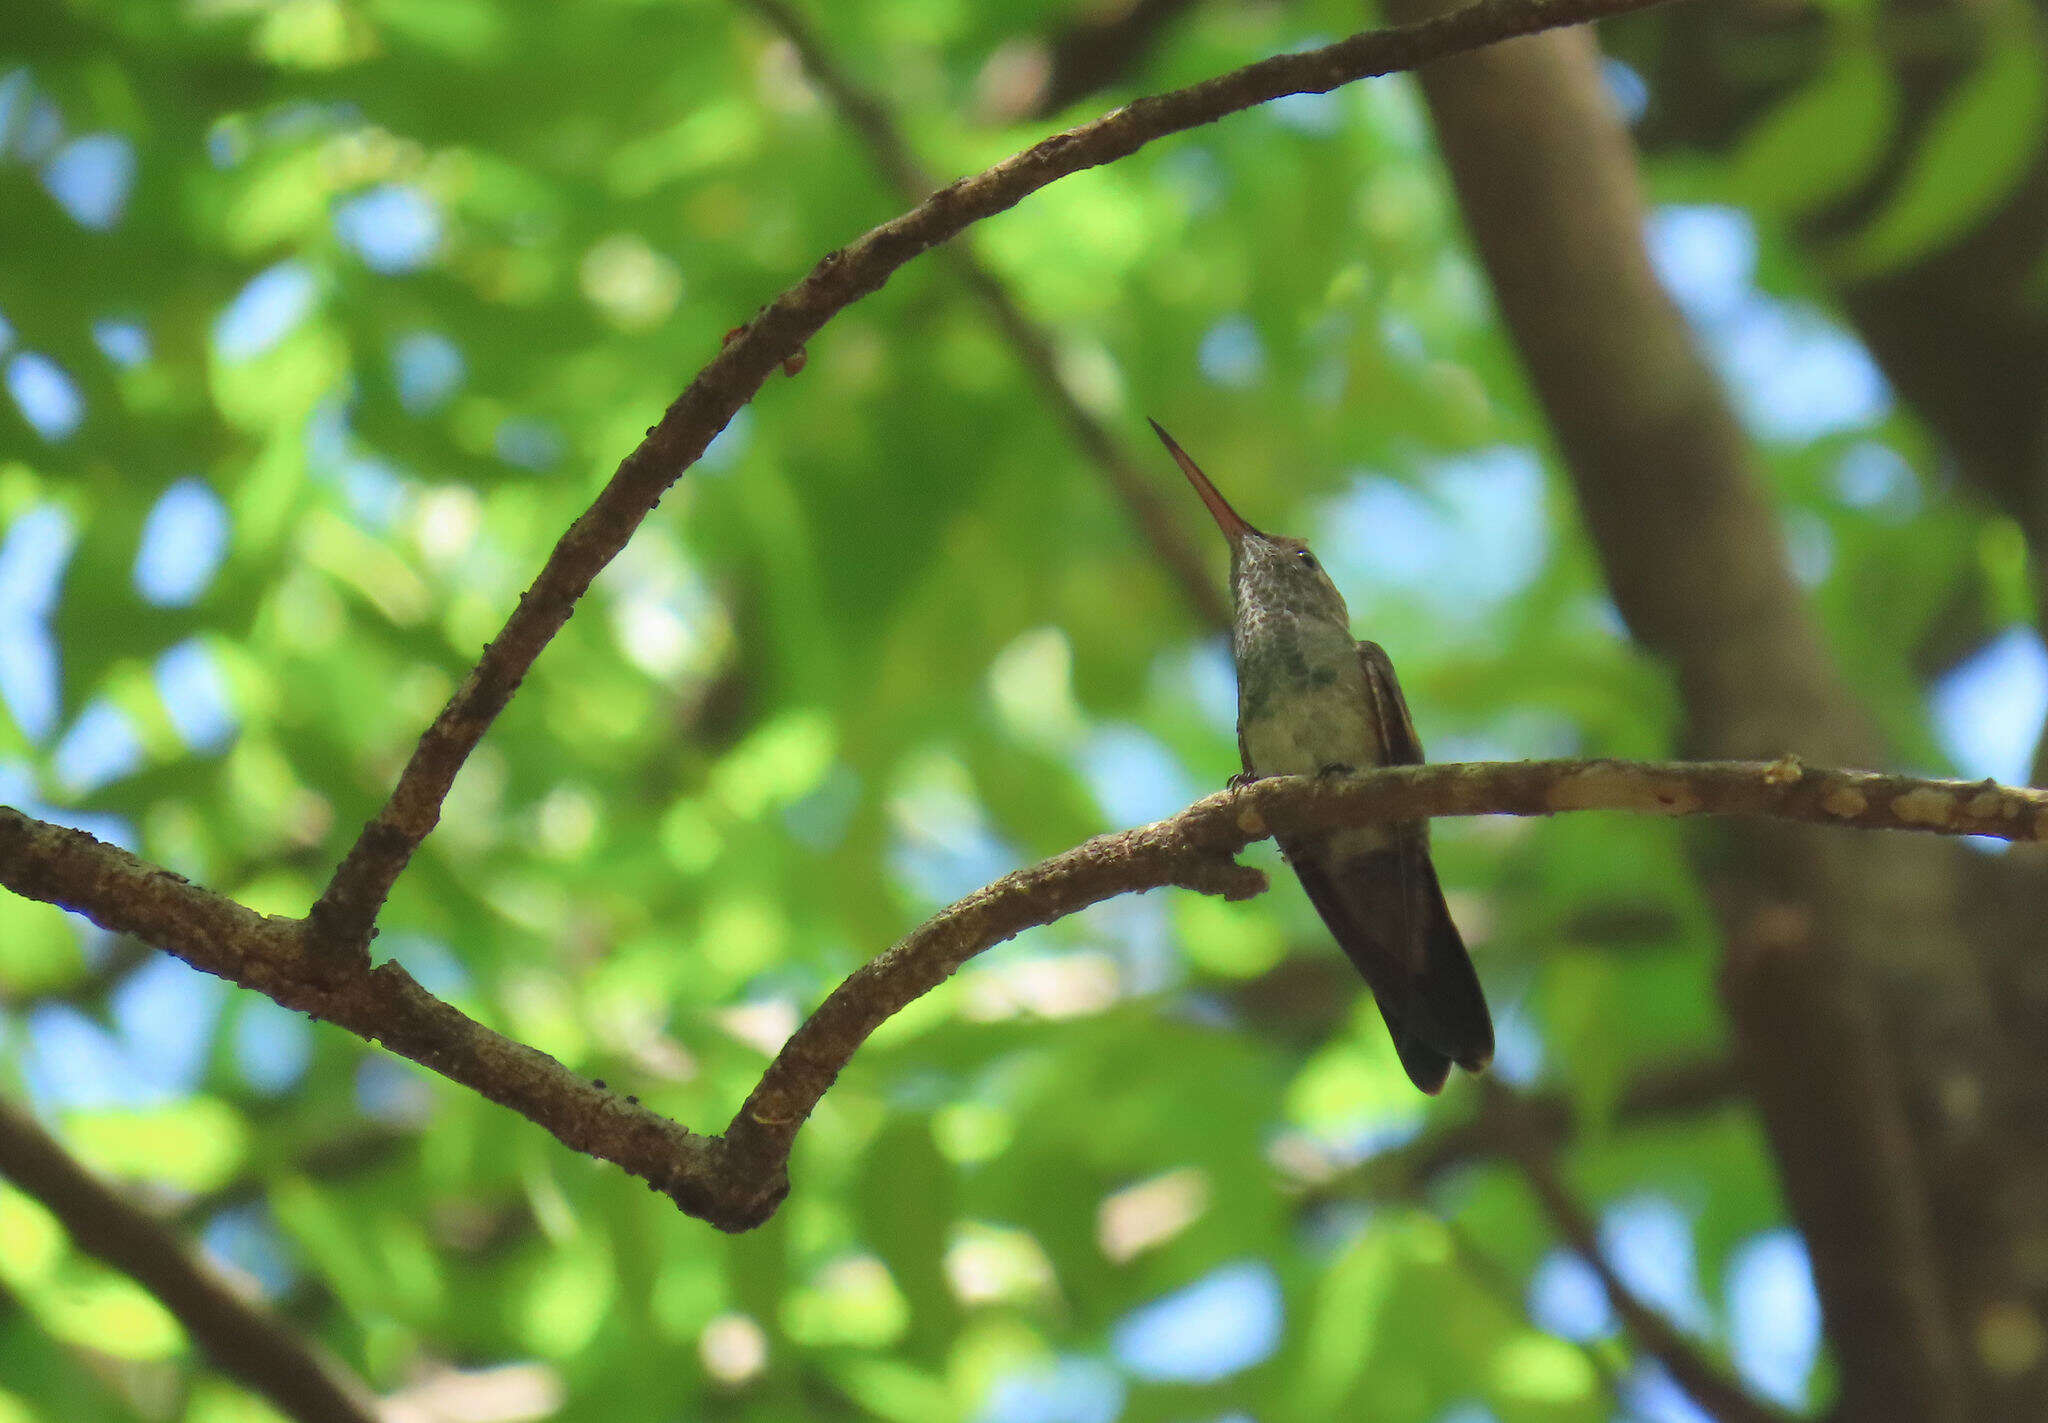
[1227,771,1263,792]
[1316,762,1357,780]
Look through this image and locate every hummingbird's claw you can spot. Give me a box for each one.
[1227,771,1262,792]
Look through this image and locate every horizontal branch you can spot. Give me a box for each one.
[308,0,1684,950]
[721,756,2047,1192]
[0,1095,379,1423]
[6,756,2034,1231]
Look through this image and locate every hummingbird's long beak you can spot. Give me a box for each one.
[1149,418,1259,545]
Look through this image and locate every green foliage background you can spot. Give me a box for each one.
[4,0,2043,1420]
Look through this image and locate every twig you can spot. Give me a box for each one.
[0,1095,379,1423]
[733,0,1231,631]
[3,756,2026,1230]
[1440,1217,1626,1400]
[307,0,1689,951]
[1308,1054,1741,1206]
[1499,1092,1793,1423]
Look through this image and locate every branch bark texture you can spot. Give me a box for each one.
[0,1096,379,1423]
[308,0,1684,949]
[8,756,2042,1232]
[0,806,730,1221]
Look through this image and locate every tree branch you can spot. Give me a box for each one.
[307,0,1687,950]
[0,1095,379,1423]
[0,805,734,1223]
[10,755,2043,1231]
[1500,1097,1794,1423]
[1308,1054,1742,1206]
[1439,1216,1627,1403]
[733,0,1232,631]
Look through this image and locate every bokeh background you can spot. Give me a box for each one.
[4,1,2047,1421]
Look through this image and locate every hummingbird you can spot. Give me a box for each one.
[1150,419,1493,1093]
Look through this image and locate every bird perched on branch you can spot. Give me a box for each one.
[1151,419,1493,1092]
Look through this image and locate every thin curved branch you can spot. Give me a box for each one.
[8,757,1994,1229]
[732,0,1232,631]
[0,1095,379,1423]
[308,0,1688,950]
[1500,1093,1794,1423]
[1307,1054,1742,1207]
[1440,1217,1627,1402]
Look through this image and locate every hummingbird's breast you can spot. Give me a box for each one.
[1234,613,1377,778]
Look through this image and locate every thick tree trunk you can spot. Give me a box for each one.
[1384,6,2048,1417]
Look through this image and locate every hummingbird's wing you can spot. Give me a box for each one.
[1356,641,1494,1080]
[1356,640,1425,765]
[1275,643,1494,1093]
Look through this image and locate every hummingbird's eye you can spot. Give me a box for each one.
[1296,549,1317,569]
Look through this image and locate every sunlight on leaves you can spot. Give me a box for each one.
[515,1236,614,1358]
[63,1098,250,1191]
[30,1271,183,1360]
[0,1187,65,1289]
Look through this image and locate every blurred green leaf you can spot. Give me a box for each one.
[1289,1220,1400,1419]
[0,898,84,993]
[1729,43,1897,218]
[0,1188,67,1290]
[28,1269,183,1360]
[1832,16,2048,275]
[62,1099,249,1192]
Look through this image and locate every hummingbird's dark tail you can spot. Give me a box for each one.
[1384,855,1499,1089]
[1289,835,1494,1095]
[1375,852,1494,1094]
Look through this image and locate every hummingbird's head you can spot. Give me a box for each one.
[1148,419,1352,627]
